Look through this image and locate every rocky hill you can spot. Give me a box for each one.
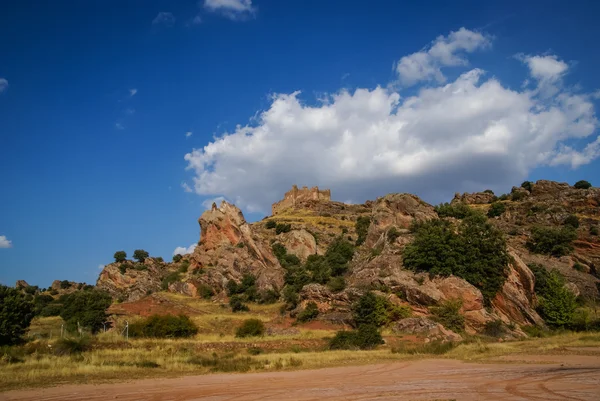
[94,181,600,336]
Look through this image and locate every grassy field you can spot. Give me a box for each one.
[2,311,599,392]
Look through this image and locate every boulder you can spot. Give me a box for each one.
[451,191,495,205]
[393,317,463,342]
[279,229,317,261]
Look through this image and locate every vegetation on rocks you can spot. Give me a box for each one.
[526,226,578,256]
[329,324,384,350]
[59,290,112,333]
[113,251,127,263]
[129,314,198,338]
[574,180,592,189]
[235,318,265,338]
[529,264,577,327]
[434,202,474,219]
[0,285,34,345]
[403,213,509,303]
[429,299,465,332]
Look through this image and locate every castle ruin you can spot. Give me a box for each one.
[271,185,331,215]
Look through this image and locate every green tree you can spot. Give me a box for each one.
[59,289,112,333]
[355,216,371,246]
[403,214,509,303]
[129,314,198,338]
[172,254,183,263]
[0,285,35,345]
[521,181,534,192]
[235,319,265,338]
[434,202,474,219]
[229,295,249,312]
[536,270,577,327]
[526,226,578,256]
[113,251,127,263]
[487,202,506,218]
[352,292,389,327]
[297,301,319,323]
[574,180,592,189]
[265,220,277,229]
[563,215,580,229]
[133,249,149,262]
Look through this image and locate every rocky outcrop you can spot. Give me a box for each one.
[15,280,30,289]
[190,201,284,294]
[97,258,167,302]
[492,251,544,326]
[278,229,317,261]
[452,191,495,205]
[393,317,463,342]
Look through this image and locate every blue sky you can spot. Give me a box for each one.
[1,0,599,287]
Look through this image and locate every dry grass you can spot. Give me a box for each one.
[3,327,599,392]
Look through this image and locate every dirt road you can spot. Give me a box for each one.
[3,355,600,401]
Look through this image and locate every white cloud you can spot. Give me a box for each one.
[184,29,599,214]
[181,182,193,193]
[115,122,124,130]
[186,131,193,138]
[98,264,105,270]
[0,78,8,93]
[204,0,256,20]
[129,88,138,97]
[395,27,491,86]
[0,236,12,248]
[152,12,175,26]
[517,54,569,98]
[173,243,196,256]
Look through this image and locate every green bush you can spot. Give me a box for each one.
[403,214,509,303]
[0,285,35,345]
[387,227,401,243]
[172,254,183,262]
[129,314,199,338]
[282,286,299,309]
[119,264,127,275]
[355,216,371,246]
[54,336,93,355]
[197,284,214,299]
[275,223,292,234]
[133,249,149,262]
[429,299,465,332]
[573,263,585,272]
[39,303,62,317]
[329,324,383,350]
[521,181,534,192]
[178,260,190,273]
[391,340,456,355]
[564,215,580,229]
[434,202,474,219]
[574,180,592,189]
[497,193,510,201]
[265,220,277,229]
[59,289,111,334]
[487,202,506,218]
[511,191,527,201]
[161,271,181,290]
[235,319,265,338]
[530,267,577,327]
[483,189,494,194]
[526,226,577,256]
[113,251,127,263]
[352,292,389,327]
[590,226,599,236]
[327,276,346,292]
[60,280,71,289]
[483,320,506,337]
[297,302,319,323]
[229,295,249,312]
[259,289,280,304]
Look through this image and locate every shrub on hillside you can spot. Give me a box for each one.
[229,295,249,312]
[0,285,35,345]
[355,216,371,246]
[590,226,599,236]
[113,251,127,263]
[172,254,183,263]
[327,276,346,292]
[511,191,527,201]
[265,220,277,229]
[521,181,534,192]
[275,223,291,234]
[574,180,592,189]
[297,301,319,323]
[403,214,509,303]
[351,292,409,327]
[526,226,577,256]
[54,336,93,355]
[59,289,111,334]
[133,249,149,262]
[235,319,265,338]
[129,314,198,338]
[387,227,401,243]
[528,264,577,327]
[434,202,474,219]
[564,215,580,229]
[329,324,384,350]
[161,271,182,290]
[429,299,465,332]
[487,202,506,218]
[197,284,214,299]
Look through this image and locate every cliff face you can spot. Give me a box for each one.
[94,179,600,335]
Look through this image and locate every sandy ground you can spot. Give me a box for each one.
[2,355,600,401]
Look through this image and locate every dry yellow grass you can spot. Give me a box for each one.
[3,328,599,392]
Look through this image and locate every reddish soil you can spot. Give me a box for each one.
[4,355,599,401]
[108,295,202,317]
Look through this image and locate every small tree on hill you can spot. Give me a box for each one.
[487,202,506,218]
[574,180,592,189]
[59,289,112,333]
[113,251,127,263]
[521,181,534,192]
[0,285,35,345]
[133,249,149,263]
[172,254,183,262]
